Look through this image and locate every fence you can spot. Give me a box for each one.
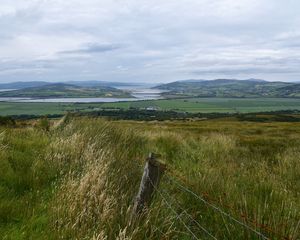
[131,153,295,240]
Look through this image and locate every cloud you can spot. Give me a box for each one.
[191,67,298,76]
[59,43,123,55]
[0,0,300,82]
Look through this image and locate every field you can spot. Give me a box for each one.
[101,97,300,113]
[0,102,76,116]
[1,98,300,116]
[0,116,299,239]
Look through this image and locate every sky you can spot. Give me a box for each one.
[0,0,300,83]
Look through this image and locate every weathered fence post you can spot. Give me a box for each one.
[132,153,166,217]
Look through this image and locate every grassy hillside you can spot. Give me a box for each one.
[0,81,136,90]
[0,116,299,239]
[0,83,131,98]
[155,79,299,98]
[0,81,49,90]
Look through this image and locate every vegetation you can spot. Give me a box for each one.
[155,79,300,98]
[0,80,135,90]
[0,116,15,126]
[0,126,53,239]
[0,116,299,239]
[101,97,300,113]
[1,97,300,116]
[0,83,131,98]
[36,117,50,131]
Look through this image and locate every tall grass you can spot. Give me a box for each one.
[0,117,299,239]
[0,127,54,239]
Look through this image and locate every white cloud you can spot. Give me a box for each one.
[0,0,299,82]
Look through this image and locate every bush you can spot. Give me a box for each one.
[36,116,50,131]
[0,116,15,126]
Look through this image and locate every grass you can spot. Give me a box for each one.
[0,116,299,239]
[0,127,55,239]
[1,97,300,116]
[102,98,300,113]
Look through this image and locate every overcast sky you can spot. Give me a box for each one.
[0,0,300,83]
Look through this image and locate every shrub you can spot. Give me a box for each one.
[0,116,15,126]
[36,116,50,131]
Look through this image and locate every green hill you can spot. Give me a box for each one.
[276,83,300,97]
[155,79,299,98]
[0,83,132,98]
[0,81,136,90]
[0,116,299,239]
[0,81,49,89]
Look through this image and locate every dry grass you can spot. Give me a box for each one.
[1,117,300,239]
[45,118,300,239]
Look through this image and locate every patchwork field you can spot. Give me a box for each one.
[101,97,300,113]
[1,97,300,116]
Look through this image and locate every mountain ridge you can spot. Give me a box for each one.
[0,81,137,90]
[154,79,300,98]
[0,83,132,98]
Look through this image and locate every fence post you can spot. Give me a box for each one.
[132,153,166,216]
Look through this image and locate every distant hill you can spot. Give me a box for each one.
[65,81,138,88]
[0,81,137,90]
[276,83,300,97]
[0,83,132,98]
[154,79,299,98]
[0,81,49,89]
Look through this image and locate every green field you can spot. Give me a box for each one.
[0,117,299,239]
[1,98,300,116]
[102,97,300,113]
[0,102,111,116]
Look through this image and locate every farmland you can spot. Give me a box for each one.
[1,98,300,116]
[101,97,300,113]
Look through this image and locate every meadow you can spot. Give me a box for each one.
[101,97,300,113]
[0,116,299,239]
[1,97,300,116]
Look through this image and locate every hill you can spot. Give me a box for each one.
[0,81,49,89]
[276,83,300,97]
[0,116,299,239]
[154,79,299,98]
[0,83,132,98]
[0,81,136,90]
[65,80,138,88]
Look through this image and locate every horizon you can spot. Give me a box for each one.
[0,78,299,85]
[1,1,300,83]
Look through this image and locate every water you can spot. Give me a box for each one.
[0,86,164,103]
[16,98,139,103]
[0,97,32,102]
[0,89,16,92]
[130,89,163,100]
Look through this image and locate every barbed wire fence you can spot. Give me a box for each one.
[130,153,296,240]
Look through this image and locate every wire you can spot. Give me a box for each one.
[148,177,201,240]
[165,174,269,240]
[160,186,218,240]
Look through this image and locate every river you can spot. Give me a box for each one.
[0,86,164,103]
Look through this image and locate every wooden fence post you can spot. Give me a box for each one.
[132,153,166,216]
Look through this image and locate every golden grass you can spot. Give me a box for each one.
[44,118,299,239]
[1,116,300,239]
